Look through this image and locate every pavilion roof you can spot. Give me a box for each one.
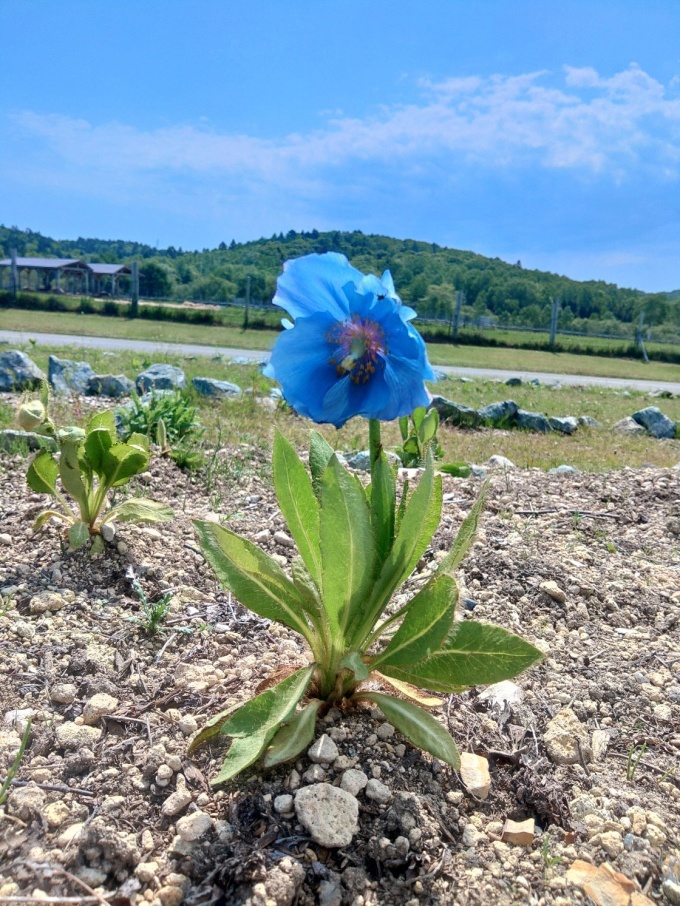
[0,257,86,269]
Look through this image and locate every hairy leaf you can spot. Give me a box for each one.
[220,665,315,738]
[33,509,70,532]
[68,521,90,550]
[103,444,149,487]
[84,427,114,474]
[104,499,174,524]
[87,409,117,440]
[320,456,374,639]
[194,520,313,641]
[435,483,488,578]
[309,430,335,498]
[59,441,89,512]
[26,451,58,496]
[263,699,324,769]
[361,691,460,769]
[339,651,369,682]
[381,622,543,691]
[188,701,244,753]
[370,451,396,573]
[372,574,456,668]
[273,430,322,587]
[211,730,273,786]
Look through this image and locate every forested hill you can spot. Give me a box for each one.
[1,225,678,335]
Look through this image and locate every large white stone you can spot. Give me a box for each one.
[294,783,359,848]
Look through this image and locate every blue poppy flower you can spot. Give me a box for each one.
[264,253,435,428]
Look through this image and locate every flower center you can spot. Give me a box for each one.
[326,315,387,384]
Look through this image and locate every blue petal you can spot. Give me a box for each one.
[267,313,342,422]
[273,253,362,322]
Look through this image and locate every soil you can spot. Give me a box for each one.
[0,406,679,906]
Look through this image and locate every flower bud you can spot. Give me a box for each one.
[18,400,46,432]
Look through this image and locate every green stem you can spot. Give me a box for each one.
[363,599,413,654]
[368,418,382,473]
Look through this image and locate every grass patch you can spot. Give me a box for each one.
[3,308,680,383]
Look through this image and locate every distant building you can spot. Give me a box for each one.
[0,257,131,296]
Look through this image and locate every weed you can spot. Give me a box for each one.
[117,390,201,445]
[541,834,563,870]
[127,577,173,636]
[626,740,647,781]
[0,718,32,805]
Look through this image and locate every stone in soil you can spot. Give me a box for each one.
[294,783,359,848]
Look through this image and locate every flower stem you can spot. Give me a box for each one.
[369,418,382,472]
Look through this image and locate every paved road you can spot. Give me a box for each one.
[1,328,679,394]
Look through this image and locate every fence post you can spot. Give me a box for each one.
[549,296,560,350]
[130,262,139,318]
[451,290,463,342]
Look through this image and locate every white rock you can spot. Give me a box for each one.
[162,778,192,817]
[307,734,339,764]
[55,722,102,750]
[82,692,118,726]
[176,810,213,842]
[44,800,70,828]
[50,683,77,704]
[57,822,85,847]
[340,769,368,797]
[303,763,326,783]
[274,794,294,814]
[100,523,116,542]
[178,715,198,736]
[544,708,591,765]
[3,708,36,735]
[273,531,295,548]
[7,783,46,820]
[365,778,392,804]
[295,784,359,848]
[376,723,395,740]
[539,580,566,603]
[487,455,516,469]
[462,824,483,847]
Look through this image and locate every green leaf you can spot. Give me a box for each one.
[381,622,543,691]
[33,509,70,531]
[398,415,409,442]
[434,482,488,579]
[339,651,369,682]
[349,457,441,646]
[188,701,244,753]
[361,691,460,769]
[68,521,90,550]
[373,672,443,708]
[221,665,316,738]
[370,451,396,573]
[372,575,456,669]
[103,443,149,487]
[309,430,335,498]
[127,432,150,452]
[59,440,90,512]
[87,410,117,440]
[412,407,426,431]
[26,451,58,496]
[439,463,472,478]
[211,730,273,786]
[319,455,374,639]
[403,437,419,455]
[84,427,113,474]
[421,408,438,444]
[273,430,322,587]
[290,558,324,624]
[104,499,174,524]
[263,699,324,769]
[194,520,313,641]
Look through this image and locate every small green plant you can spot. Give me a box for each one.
[626,740,647,781]
[396,406,443,467]
[19,386,173,552]
[0,718,32,806]
[395,407,471,477]
[541,834,563,870]
[126,578,173,635]
[156,417,205,471]
[118,390,201,445]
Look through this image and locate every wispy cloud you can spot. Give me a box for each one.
[8,64,680,186]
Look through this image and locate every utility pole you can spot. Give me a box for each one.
[130,261,139,318]
[549,296,560,351]
[243,275,251,330]
[451,290,463,342]
[635,311,649,364]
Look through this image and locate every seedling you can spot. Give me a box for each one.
[626,740,647,781]
[0,718,32,806]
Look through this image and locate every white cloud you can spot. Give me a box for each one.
[7,64,680,191]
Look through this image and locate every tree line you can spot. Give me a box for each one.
[1,225,678,337]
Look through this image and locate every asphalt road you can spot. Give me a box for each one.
[1,328,679,394]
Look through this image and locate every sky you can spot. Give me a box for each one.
[1,0,680,292]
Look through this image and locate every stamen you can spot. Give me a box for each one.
[326,314,387,385]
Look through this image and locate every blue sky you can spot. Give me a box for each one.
[1,0,680,292]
